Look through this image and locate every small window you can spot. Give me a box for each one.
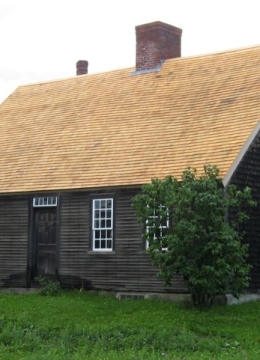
[146,206,169,250]
[92,198,113,251]
[33,196,57,207]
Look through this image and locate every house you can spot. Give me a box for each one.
[1,21,260,294]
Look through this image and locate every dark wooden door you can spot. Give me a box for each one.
[33,209,57,278]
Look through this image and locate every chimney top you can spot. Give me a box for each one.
[76,60,88,76]
[135,21,182,72]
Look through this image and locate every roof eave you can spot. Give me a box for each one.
[222,120,260,187]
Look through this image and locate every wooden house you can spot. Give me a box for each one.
[1,21,260,294]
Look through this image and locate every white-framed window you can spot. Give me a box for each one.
[33,196,58,207]
[146,206,169,250]
[92,198,113,251]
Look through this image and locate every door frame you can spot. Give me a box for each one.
[27,194,60,286]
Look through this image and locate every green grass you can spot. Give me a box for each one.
[0,291,260,359]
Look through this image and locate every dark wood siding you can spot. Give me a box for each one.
[0,196,28,287]
[0,188,186,293]
[59,192,89,285]
[59,188,186,293]
[229,130,260,292]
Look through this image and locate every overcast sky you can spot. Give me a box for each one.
[1,0,260,103]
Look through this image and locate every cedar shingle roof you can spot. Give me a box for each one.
[1,46,260,194]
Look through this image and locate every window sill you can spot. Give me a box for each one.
[87,251,116,255]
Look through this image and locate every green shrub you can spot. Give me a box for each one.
[35,276,62,296]
[133,165,256,307]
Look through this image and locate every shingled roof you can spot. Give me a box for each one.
[1,37,260,194]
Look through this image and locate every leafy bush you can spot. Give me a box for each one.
[35,276,62,296]
[133,165,256,307]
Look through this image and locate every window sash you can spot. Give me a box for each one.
[92,198,113,251]
[33,196,57,207]
[146,206,169,250]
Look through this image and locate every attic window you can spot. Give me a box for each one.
[33,196,58,207]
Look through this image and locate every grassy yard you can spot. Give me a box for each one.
[0,291,259,359]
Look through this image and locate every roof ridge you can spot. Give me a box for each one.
[18,44,260,90]
[173,43,260,62]
[17,65,135,88]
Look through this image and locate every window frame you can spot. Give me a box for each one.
[33,196,58,207]
[92,198,114,252]
[146,205,169,250]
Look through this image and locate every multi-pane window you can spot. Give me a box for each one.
[146,206,169,250]
[92,199,113,251]
[33,196,57,207]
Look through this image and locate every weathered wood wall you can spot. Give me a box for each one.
[59,188,186,293]
[0,196,28,287]
[0,188,185,292]
[230,130,260,292]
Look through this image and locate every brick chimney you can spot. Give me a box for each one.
[135,21,182,72]
[76,60,88,75]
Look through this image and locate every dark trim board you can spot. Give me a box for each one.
[27,195,33,286]
[56,193,61,281]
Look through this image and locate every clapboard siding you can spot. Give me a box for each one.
[59,188,186,293]
[0,188,185,292]
[59,192,89,282]
[230,130,260,292]
[116,188,143,254]
[116,189,186,292]
[0,196,28,287]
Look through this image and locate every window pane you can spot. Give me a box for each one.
[146,205,169,250]
[33,196,57,207]
[92,198,113,251]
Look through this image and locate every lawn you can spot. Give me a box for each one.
[0,291,259,359]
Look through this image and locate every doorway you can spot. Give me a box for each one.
[32,207,57,280]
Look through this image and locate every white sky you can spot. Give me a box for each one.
[1,0,260,103]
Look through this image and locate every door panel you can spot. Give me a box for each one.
[33,209,57,278]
